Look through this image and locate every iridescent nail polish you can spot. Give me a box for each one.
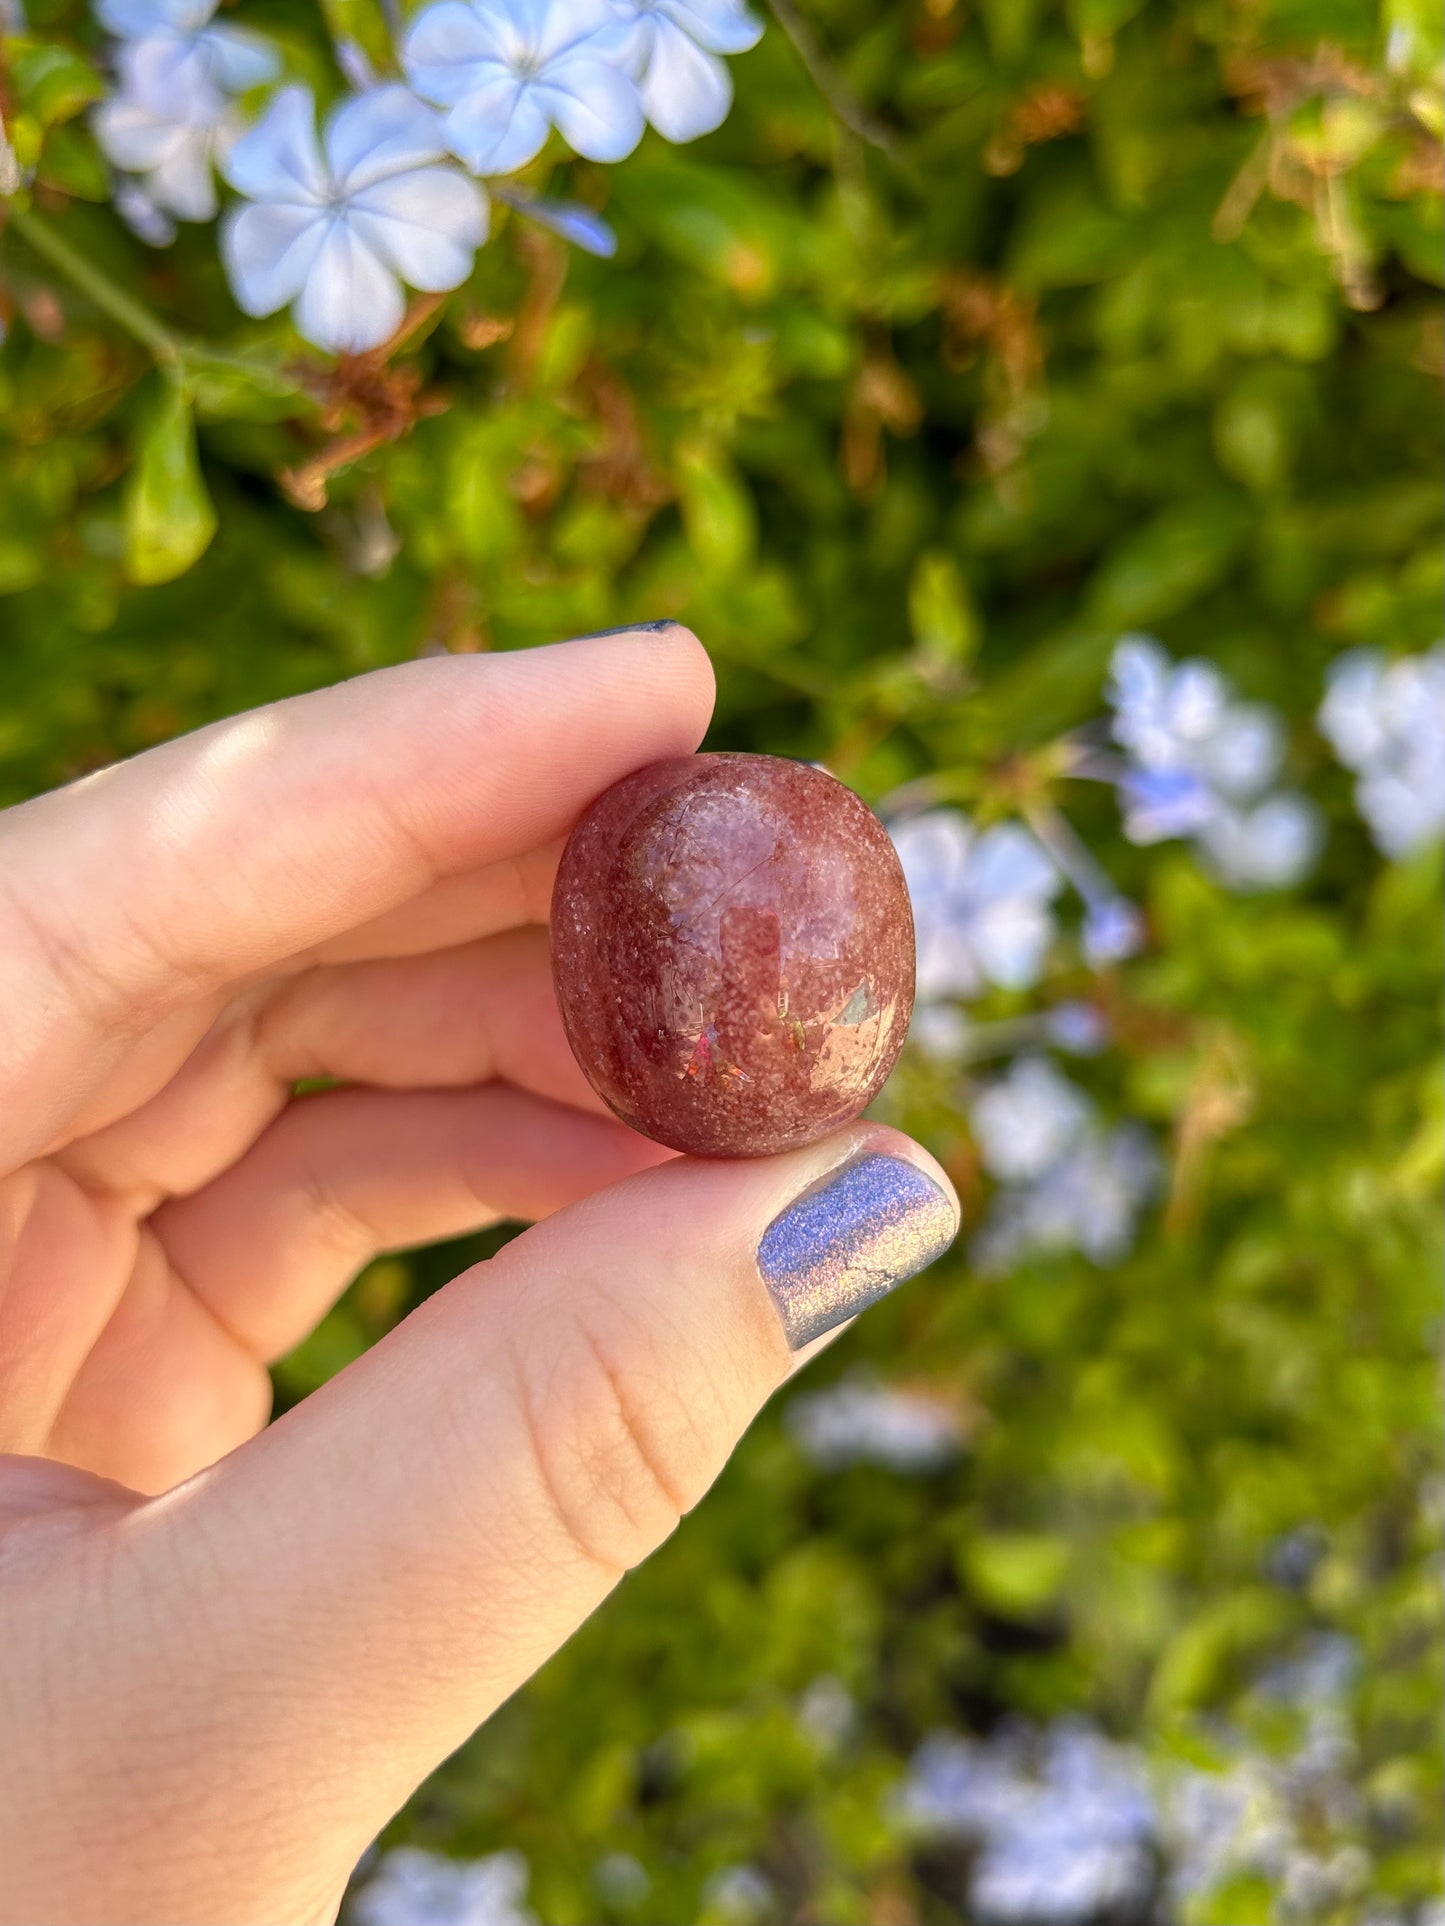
[757,1153,958,1350]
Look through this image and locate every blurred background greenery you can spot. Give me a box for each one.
[2,0,1442,1918]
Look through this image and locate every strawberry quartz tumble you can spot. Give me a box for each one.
[551,754,916,1158]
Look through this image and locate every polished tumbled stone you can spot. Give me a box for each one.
[551,753,915,1158]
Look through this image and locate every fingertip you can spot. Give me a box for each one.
[555,622,716,743]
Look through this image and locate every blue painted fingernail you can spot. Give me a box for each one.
[568,619,681,640]
[758,1153,958,1351]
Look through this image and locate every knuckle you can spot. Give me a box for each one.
[514,1300,726,1576]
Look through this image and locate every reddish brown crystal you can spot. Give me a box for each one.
[551,754,915,1158]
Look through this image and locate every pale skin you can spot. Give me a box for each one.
[0,626,956,1925]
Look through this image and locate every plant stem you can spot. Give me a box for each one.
[766,0,907,163]
[7,202,183,365]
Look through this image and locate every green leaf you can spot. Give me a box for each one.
[34,122,110,201]
[10,43,104,128]
[675,439,756,577]
[961,1533,1071,1618]
[123,379,218,587]
[1087,497,1253,627]
[908,549,980,667]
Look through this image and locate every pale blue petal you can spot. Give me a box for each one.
[969,895,1055,990]
[148,127,218,217]
[94,92,187,171]
[333,37,377,91]
[294,219,407,352]
[658,0,762,55]
[965,823,1059,905]
[403,1,510,105]
[1107,633,1168,725]
[325,84,445,190]
[1081,898,1144,965]
[221,200,327,313]
[914,926,982,1002]
[348,167,487,286]
[115,37,222,120]
[97,0,212,37]
[639,17,731,140]
[1118,766,1213,843]
[1197,794,1322,889]
[1357,768,1444,858]
[201,24,279,91]
[534,0,631,62]
[1167,658,1228,743]
[540,55,644,159]
[222,84,326,203]
[498,189,616,255]
[114,179,177,245]
[443,78,549,172]
[1200,702,1282,799]
[1317,648,1388,771]
[891,810,972,906]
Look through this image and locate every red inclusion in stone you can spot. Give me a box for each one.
[550,754,916,1157]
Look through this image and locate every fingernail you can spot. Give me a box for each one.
[568,619,681,641]
[758,1152,958,1351]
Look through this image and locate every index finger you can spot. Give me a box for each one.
[0,625,713,1169]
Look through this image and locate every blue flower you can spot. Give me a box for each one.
[970,1056,1091,1183]
[891,811,1060,1003]
[1318,644,1445,859]
[1195,792,1323,891]
[1079,895,1144,966]
[968,1059,1157,1271]
[93,52,237,228]
[95,0,277,108]
[353,1847,537,1926]
[612,0,763,142]
[403,0,643,176]
[1107,635,1320,890]
[221,86,488,355]
[900,1723,1157,1925]
[786,1374,965,1473]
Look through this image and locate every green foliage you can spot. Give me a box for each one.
[2,0,1441,1916]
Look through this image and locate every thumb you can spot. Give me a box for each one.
[12,1127,957,1924]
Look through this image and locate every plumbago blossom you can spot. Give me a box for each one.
[1317,643,1445,858]
[1105,634,1322,890]
[86,0,763,348]
[786,1373,965,1473]
[352,1848,537,1926]
[221,87,487,355]
[892,813,1061,1004]
[92,0,276,239]
[96,0,276,97]
[94,54,239,236]
[613,0,765,141]
[402,0,644,175]
[898,1722,1157,1926]
[969,1057,1157,1270]
[895,1634,1377,1922]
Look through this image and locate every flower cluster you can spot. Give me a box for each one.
[785,1373,965,1473]
[898,1721,1157,1925]
[895,1634,1379,1926]
[1105,634,1321,890]
[352,1847,537,1926]
[1317,643,1445,859]
[93,0,276,243]
[968,1057,1158,1271]
[89,0,764,350]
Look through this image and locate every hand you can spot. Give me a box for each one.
[0,627,957,1925]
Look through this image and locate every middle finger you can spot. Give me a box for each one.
[56,926,604,1203]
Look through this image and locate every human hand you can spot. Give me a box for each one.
[0,627,957,1924]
